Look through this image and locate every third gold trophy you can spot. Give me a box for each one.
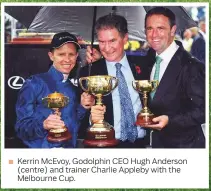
[132,80,158,126]
[79,75,118,147]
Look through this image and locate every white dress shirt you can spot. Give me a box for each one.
[106,53,146,139]
[62,74,68,82]
[150,41,179,81]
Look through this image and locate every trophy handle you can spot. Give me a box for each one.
[42,97,50,107]
[150,80,159,92]
[79,77,89,92]
[132,80,141,94]
[63,96,69,106]
[111,77,118,91]
[102,76,118,97]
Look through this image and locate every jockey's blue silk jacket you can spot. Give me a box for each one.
[15,66,87,148]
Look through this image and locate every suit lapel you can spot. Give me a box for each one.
[127,56,139,79]
[127,56,143,101]
[91,59,108,75]
[153,47,184,101]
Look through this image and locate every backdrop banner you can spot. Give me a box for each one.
[5,44,51,148]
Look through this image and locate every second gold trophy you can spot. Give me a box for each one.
[79,75,118,147]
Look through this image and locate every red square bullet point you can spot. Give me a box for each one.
[9,160,13,164]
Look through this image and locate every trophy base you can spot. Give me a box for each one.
[47,129,72,142]
[84,139,119,147]
[83,122,119,147]
[136,114,155,126]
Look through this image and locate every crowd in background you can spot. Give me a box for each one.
[181,19,206,64]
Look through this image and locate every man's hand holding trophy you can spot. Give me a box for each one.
[79,75,119,147]
[42,92,72,142]
[79,75,160,147]
[132,80,159,126]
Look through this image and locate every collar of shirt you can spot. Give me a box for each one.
[157,40,179,62]
[52,64,68,83]
[49,65,63,82]
[53,64,69,83]
[151,41,179,81]
[105,52,130,70]
[62,74,68,83]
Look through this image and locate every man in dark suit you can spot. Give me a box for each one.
[143,7,205,148]
[79,14,152,148]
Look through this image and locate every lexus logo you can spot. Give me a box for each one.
[8,76,25,89]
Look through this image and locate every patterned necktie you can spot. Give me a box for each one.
[115,63,138,142]
[151,56,162,99]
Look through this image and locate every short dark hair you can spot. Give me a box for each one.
[145,7,176,29]
[95,14,128,37]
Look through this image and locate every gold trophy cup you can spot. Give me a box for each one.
[79,75,119,147]
[42,92,72,142]
[132,80,158,126]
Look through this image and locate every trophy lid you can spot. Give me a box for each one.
[47,92,65,98]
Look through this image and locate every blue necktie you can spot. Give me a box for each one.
[151,56,162,99]
[115,63,138,142]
